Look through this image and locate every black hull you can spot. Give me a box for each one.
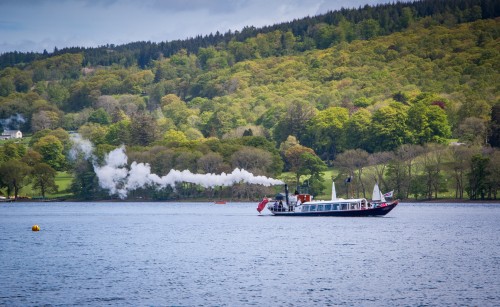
[270,201,399,217]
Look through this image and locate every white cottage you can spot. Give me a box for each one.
[0,130,22,140]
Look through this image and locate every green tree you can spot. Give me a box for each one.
[33,135,66,171]
[273,100,317,146]
[130,113,159,146]
[297,151,327,196]
[467,154,490,200]
[0,141,26,162]
[407,102,450,144]
[88,107,111,125]
[370,104,410,152]
[458,117,488,146]
[285,144,323,188]
[31,163,58,198]
[0,160,32,199]
[305,106,348,160]
[105,120,131,145]
[345,109,372,151]
[70,159,102,200]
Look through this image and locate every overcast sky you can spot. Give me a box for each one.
[0,0,397,54]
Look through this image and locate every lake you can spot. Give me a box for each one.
[1,202,499,306]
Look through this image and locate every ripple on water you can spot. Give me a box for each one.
[0,202,499,306]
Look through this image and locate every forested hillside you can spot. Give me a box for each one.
[0,0,499,201]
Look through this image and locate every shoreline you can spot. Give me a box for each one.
[3,197,500,204]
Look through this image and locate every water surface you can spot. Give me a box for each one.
[1,202,499,306]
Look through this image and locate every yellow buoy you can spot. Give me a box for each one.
[32,225,40,231]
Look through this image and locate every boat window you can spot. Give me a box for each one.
[317,205,324,211]
[310,205,316,212]
[302,206,309,212]
[333,204,339,210]
[325,204,332,211]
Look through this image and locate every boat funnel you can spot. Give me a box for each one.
[331,181,337,200]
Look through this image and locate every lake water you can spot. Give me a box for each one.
[1,202,499,306]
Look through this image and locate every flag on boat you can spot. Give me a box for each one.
[257,198,269,213]
[384,190,394,198]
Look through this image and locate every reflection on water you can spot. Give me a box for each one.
[1,202,499,306]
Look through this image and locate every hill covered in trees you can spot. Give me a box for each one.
[0,0,499,201]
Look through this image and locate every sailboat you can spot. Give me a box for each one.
[260,182,399,216]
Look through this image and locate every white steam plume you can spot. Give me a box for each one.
[70,136,284,199]
[69,134,94,160]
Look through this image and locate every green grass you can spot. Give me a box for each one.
[13,171,74,199]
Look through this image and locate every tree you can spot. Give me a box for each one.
[279,136,300,157]
[395,144,425,198]
[230,146,273,175]
[420,144,448,199]
[370,104,410,152]
[130,113,159,146]
[78,123,109,146]
[467,154,490,200]
[0,160,32,199]
[284,144,323,188]
[334,149,370,198]
[305,107,348,161]
[31,163,58,198]
[105,120,131,145]
[368,151,394,192]
[33,135,66,171]
[88,107,111,125]
[358,19,380,39]
[488,103,500,147]
[486,150,500,199]
[345,109,372,151]
[447,146,477,199]
[70,159,102,200]
[407,102,451,144]
[31,110,61,132]
[273,100,317,146]
[21,149,43,167]
[297,151,327,196]
[161,94,195,127]
[197,152,227,174]
[0,141,26,162]
[458,117,487,146]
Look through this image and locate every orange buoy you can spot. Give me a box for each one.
[32,225,40,231]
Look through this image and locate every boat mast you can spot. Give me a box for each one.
[285,184,290,206]
[331,181,337,200]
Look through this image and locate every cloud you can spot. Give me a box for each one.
[0,0,399,54]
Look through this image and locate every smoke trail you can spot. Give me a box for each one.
[0,113,26,130]
[70,136,284,199]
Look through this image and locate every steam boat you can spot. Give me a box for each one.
[257,182,398,217]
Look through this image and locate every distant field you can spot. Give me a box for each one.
[14,171,74,199]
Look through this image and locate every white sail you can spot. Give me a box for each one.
[331,181,337,200]
[372,183,386,202]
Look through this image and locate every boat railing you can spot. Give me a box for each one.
[267,200,299,212]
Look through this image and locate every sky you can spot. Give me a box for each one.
[0,0,396,54]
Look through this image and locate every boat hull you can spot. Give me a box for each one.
[270,201,399,217]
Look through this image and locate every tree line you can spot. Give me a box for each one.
[1,132,498,200]
[0,0,499,200]
[1,0,499,69]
